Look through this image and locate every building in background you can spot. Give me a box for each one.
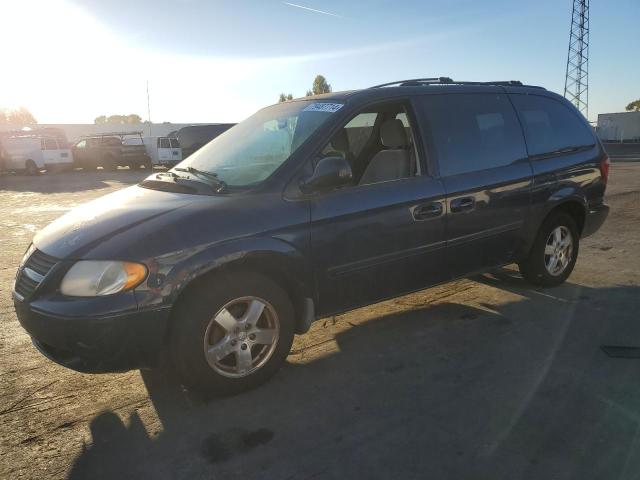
[597,112,640,142]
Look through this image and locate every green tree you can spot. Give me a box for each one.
[626,99,640,112]
[107,115,125,124]
[0,107,37,126]
[95,114,143,124]
[311,75,331,95]
[278,93,294,102]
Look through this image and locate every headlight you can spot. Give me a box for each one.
[60,261,147,297]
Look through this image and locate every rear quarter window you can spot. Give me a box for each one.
[510,94,595,156]
[417,93,527,177]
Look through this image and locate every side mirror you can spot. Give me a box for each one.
[300,156,353,194]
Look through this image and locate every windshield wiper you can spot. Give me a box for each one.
[174,167,228,193]
[155,171,182,180]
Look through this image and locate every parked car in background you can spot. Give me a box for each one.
[0,136,43,174]
[0,133,73,174]
[72,132,151,171]
[13,78,609,396]
[176,124,235,158]
[123,136,182,167]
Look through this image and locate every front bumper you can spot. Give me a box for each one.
[14,299,171,373]
[582,203,610,237]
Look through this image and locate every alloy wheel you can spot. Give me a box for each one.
[544,226,573,276]
[203,296,280,378]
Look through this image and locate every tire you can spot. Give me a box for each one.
[102,155,118,171]
[25,160,39,176]
[170,271,295,396]
[137,158,152,170]
[518,212,579,287]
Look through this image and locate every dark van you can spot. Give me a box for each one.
[14,78,609,395]
[177,123,236,159]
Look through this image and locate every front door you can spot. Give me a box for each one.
[309,101,448,316]
[416,92,532,277]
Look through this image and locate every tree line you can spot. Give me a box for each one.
[94,114,143,125]
[278,74,332,102]
[0,107,37,126]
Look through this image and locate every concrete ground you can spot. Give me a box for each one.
[1,165,639,479]
[604,143,640,162]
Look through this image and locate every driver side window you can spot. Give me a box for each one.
[319,102,420,187]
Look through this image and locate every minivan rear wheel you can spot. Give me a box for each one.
[170,271,295,395]
[518,212,579,287]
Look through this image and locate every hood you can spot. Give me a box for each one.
[33,185,210,259]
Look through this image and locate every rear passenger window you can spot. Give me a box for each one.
[510,95,595,156]
[418,94,526,177]
[169,138,180,148]
[159,138,171,148]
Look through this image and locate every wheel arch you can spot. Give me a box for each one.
[522,192,587,259]
[163,237,315,338]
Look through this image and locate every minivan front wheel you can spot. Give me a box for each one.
[170,272,295,395]
[519,212,579,287]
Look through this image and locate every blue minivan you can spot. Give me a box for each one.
[14,78,609,394]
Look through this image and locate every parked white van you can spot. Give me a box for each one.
[123,136,182,167]
[0,136,73,174]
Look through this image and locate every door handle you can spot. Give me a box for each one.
[450,197,475,213]
[411,202,443,220]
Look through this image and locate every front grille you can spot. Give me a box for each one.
[24,249,58,276]
[14,249,59,299]
[15,272,40,298]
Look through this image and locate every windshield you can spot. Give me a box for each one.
[175,101,343,187]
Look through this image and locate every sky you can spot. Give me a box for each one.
[0,0,637,124]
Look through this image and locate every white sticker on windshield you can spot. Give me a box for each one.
[303,103,344,113]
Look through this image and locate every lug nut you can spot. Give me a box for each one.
[249,334,256,340]
[241,343,248,350]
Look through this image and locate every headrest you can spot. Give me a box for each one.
[380,119,408,148]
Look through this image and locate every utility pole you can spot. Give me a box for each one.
[564,0,589,119]
[146,80,152,137]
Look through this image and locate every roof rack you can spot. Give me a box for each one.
[81,131,144,138]
[369,78,544,89]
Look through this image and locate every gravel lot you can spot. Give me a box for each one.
[1,165,640,479]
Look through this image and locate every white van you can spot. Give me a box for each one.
[123,136,182,167]
[40,137,73,170]
[0,136,73,174]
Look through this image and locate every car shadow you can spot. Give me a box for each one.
[0,169,149,193]
[67,272,640,480]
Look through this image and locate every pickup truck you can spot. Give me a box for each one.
[72,132,151,171]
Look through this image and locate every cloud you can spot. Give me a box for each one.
[282,2,343,18]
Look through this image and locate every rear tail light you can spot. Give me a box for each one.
[599,154,610,183]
